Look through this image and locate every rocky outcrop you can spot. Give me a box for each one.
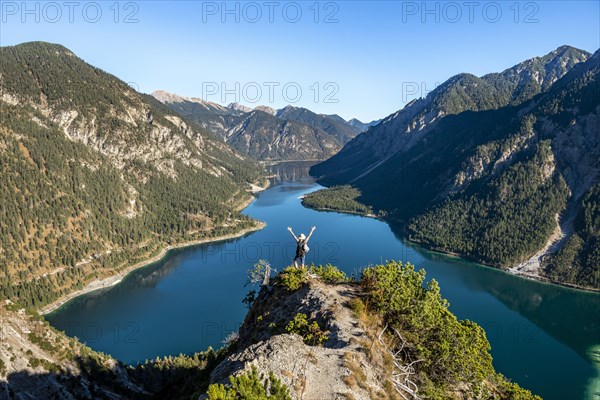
[209,278,396,400]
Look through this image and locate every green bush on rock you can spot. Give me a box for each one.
[276,266,308,291]
[285,313,329,346]
[360,261,540,399]
[309,264,350,283]
[206,366,291,400]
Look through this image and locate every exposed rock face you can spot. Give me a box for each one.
[275,105,360,143]
[152,90,229,115]
[227,102,253,113]
[254,105,277,115]
[152,92,364,161]
[0,44,256,185]
[225,110,342,161]
[210,279,393,400]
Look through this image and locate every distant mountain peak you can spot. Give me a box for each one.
[227,102,253,113]
[152,90,187,103]
[254,105,276,115]
[493,45,590,89]
[347,117,381,132]
[551,44,587,56]
[152,90,228,113]
[277,104,298,114]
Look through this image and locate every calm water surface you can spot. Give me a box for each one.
[47,163,600,400]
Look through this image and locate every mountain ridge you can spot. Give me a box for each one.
[151,90,377,161]
[313,45,591,184]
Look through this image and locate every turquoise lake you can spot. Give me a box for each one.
[46,162,600,400]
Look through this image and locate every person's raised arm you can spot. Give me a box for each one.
[287,226,299,241]
[306,226,316,242]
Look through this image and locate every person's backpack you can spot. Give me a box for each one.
[302,241,310,253]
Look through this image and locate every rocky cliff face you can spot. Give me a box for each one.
[275,105,360,143]
[0,44,258,183]
[225,110,343,160]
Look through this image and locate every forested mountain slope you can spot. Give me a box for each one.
[309,47,600,289]
[0,42,263,308]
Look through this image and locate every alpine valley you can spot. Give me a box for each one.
[0,40,597,400]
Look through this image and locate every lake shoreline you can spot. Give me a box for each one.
[40,221,266,315]
[406,237,600,293]
[300,202,380,219]
[40,176,280,316]
[45,179,600,400]
[39,181,274,316]
[302,201,600,294]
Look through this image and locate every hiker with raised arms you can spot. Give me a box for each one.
[287,226,315,269]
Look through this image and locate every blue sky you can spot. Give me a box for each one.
[1,1,599,121]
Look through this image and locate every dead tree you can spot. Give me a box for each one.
[378,324,423,400]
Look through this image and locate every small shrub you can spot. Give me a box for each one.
[285,313,329,346]
[206,366,291,399]
[277,266,308,291]
[28,332,54,353]
[5,302,21,312]
[309,264,349,283]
